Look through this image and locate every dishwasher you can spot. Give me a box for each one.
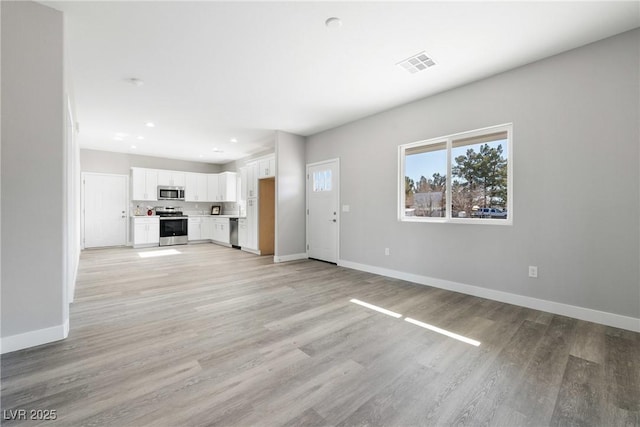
[229,218,239,249]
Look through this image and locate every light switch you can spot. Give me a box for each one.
[342,205,350,212]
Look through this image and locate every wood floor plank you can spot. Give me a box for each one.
[550,355,603,427]
[2,244,639,426]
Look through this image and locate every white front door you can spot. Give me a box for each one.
[83,173,128,248]
[307,159,339,263]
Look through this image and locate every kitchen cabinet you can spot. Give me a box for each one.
[131,168,158,201]
[188,217,203,241]
[207,172,237,202]
[185,172,208,202]
[218,172,237,202]
[238,167,247,217]
[246,162,258,199]
[238,218,248,247]
[132,217,159,247]
[244,198,258,251]
[189,216,216,241]
[157,170,186,187]
[202,217,214,240]
[212,217,230,244]
[207,174,219,202]
[258,155,275,179]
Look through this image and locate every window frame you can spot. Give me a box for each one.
[398,123,513,225]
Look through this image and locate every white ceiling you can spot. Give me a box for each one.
[45,1,639,164]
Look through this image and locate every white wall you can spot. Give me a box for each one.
[306,29,640,330]
[1,1,68,352]
[275,130,306,260]
[80,149,222,175]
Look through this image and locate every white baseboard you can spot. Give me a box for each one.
[1,318,69,354]
[338,259,640,333]
[274,253,308,263]
[241,247,261,255]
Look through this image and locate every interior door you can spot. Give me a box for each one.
[307,159,339,263]
[83,173,128,248]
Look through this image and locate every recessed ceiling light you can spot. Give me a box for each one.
[230,138,238,143]
[131,145,137,149]
[397,51,436,74]
[325,17,342,28]
[113,136,123,141]
[145,122,155,128]
[136,136,144,140]
[115,132,129,138]
[212,148,224,153]
[199,154,204,158]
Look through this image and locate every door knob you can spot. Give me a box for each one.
[332,219,337,222]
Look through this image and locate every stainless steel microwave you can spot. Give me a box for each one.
[157,186,185,201]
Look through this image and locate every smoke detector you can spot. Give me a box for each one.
[397,52,436,74]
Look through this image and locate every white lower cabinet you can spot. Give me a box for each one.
[212,218,230,244]
[238,218,248,247]
[132,217,159,247]
[188,217,203,241]
[244,198,258,251]
[202,217,214,240]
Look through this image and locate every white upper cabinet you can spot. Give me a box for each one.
[207,174,219,202]
[185,173,208,202]
[218,172,237,202]
[207,172,237,202]
[257,155,275,179]
[246,162,258,199]
[157,170,186,187]
[131,168,158,201]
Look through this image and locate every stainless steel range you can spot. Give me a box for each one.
[156,207,188,246]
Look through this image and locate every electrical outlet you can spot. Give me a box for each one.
[528,266,538,278]
[385,248,390,256]
[342,205,350,212]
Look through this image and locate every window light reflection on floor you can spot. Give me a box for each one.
[349,298,403,318]
[137,249,182,258]
[349,298,481,346]
[404,317,481,346]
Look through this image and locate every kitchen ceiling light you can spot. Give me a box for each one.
[397,51,436,74]
[145,122,155,128]
[113,136,123,141]
[230,138,238,143]
[131,145,137,149]
[325,17,342,28]
[136,136,144,140]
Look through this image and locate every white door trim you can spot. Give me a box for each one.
[81,172,130,249]
[306,158,340,263]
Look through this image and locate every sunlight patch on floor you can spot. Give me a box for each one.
[350,298,403,318]
[350,298,481,346]
[404,317,481,346]
[138,249,182,258]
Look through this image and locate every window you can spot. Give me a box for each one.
[399,123,512,224]
[312,169,332,192]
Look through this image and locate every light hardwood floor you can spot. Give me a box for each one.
[2,244,639,426]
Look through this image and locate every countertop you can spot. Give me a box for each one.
[131,214,243,218]
[187,214,240,218]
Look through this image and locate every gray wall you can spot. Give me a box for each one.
[275,130,306,257]
[81,149,222,174]
[306,29,640,319]
[1,2,67,340]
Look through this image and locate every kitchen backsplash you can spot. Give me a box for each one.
[131,201,239,216]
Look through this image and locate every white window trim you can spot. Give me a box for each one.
[398,123,513,226]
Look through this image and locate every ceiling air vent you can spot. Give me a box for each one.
[397,51,436,74]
